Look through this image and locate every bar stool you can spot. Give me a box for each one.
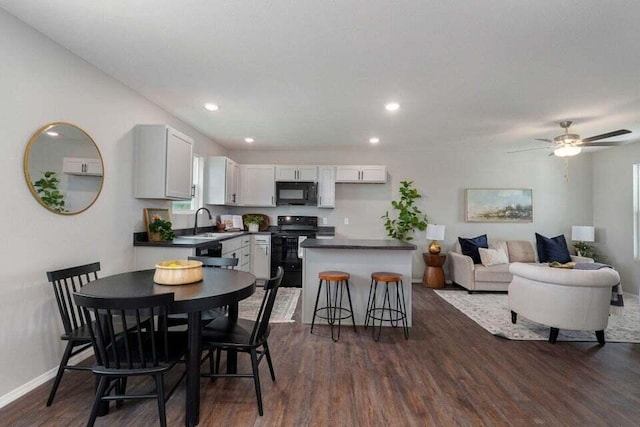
[310,271,357,342]
[365,272,409,341]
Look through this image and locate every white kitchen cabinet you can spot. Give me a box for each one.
[317,166,335,208]
[240,165,276,206]
[240,235,251,272]
[221,236,251,272]
[134,125,194,200]
[336,165,386,183]
[275,165,317,182]
[251,234,271,280]
[63,157,103,176]
[205,157,239,205]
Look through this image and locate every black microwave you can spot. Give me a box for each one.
[276,181,318,206]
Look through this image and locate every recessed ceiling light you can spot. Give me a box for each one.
[46,131,59,137]
[244,137,254,143]
[385,102,400,112]
[369,137,380,144]
[204,103,219,111]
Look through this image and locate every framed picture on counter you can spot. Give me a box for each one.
[143,208,172,236]
[465,189,533,223]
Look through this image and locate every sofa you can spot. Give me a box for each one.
[509,262,620,344]
[449,239,593,292]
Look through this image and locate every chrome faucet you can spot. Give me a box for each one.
[193,207,212,235]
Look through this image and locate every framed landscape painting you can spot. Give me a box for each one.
[465,189,533,223]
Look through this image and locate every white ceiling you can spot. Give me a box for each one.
[2,0,640,152]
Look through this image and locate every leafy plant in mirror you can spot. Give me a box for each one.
[33,171,66,212]
[149,214,175,241]
[382,180,428,241]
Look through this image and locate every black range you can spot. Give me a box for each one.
[270,215,318,287]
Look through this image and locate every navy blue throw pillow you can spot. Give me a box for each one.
[535,233,571,263]
[458,234,489,264]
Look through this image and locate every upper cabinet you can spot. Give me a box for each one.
[205,156,239,205]
[317,166,336,208]
[336,165,386,183]
[63,157,103,176]
[275,165,317,182]
[240,165,276,207]
[134,125,194,200]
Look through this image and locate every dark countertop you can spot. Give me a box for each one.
[300,238,416,250]
[134,225,335,248]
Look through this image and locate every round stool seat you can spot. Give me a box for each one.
[371,272,402,282]
[319,271,350,281]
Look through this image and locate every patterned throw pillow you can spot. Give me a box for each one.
[478,247,509,267]
[458,234,489,264]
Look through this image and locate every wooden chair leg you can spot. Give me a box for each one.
[250,349,263,416]
[596,330,606,346]
[154,373,167,427]
[549,327,560,344]
[87,375,108,427]
[47,341,74,406]
[511,311,517,324]
[116,377,127,408]
[208,349,215,382]
[263,342,276,381]
[215,348,222,374]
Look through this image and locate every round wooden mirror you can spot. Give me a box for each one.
[24,122,104,215]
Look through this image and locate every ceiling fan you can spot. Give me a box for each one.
[510,121,632,157]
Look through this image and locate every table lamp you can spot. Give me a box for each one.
[571,225,595,257]
[426,224,446,254]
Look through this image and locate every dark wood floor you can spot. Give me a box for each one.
[2,285,640,426]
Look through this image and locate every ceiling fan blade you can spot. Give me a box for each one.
[508,147,551,154]
[582,129,631,142]
[580,141,629,147]
[534,138,553,142]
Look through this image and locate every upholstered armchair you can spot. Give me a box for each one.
[508,262,620,344]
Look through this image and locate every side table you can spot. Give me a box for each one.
[422,253,446,288]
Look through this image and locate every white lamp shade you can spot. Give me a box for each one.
[571,226,595,242]
[426,224,446,241]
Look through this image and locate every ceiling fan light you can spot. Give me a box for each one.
[554,145,582,157]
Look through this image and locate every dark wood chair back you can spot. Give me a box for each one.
[46,262,101,336]
[250,267,284,344]
[73,293,174,370]
[188,256,238,269]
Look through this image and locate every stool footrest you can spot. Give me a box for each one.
[313,306,355,321]
[366,307,407,323]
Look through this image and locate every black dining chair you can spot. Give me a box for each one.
[165,256,239,329]
[200,266,284,416]
[45,262,101,406]
[73,292,187,427]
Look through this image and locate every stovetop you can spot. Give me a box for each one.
[275,215,318,236]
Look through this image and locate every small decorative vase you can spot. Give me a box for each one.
[248,223,259,232]
[148,231,162,242]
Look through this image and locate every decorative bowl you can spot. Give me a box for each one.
[154,259,203,285]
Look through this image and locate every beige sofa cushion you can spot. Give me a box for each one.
[507,240,537,263]
[474,264,512,283]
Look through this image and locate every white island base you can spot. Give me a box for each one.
[301,241,414,326]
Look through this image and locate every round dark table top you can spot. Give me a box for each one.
[77,268,256,313]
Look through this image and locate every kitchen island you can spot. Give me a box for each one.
[300,238,416,326]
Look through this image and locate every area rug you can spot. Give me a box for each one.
[434,290,640,342]
[238,288,300,323]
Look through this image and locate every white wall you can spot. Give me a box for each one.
[0,9,226,398]
[228,149,593,280]
[593,144,640,294]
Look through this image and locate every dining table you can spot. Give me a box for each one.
[76,267,257,427]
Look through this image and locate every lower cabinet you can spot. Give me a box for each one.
[251,235,271,280]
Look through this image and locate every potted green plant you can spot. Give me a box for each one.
[244,215,265,232]
[33,171,66,212]
[149,214,176,241]
[382,180,428,241]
